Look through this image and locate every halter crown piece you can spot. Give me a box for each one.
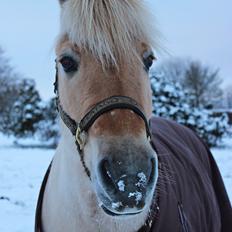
[54,63,152,179]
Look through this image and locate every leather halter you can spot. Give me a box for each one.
[54,65,152,179]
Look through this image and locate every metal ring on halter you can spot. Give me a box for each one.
[75,126,87,151]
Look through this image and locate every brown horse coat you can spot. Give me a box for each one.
[35,117,232,232]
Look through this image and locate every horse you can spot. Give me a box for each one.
[35,1,232,231]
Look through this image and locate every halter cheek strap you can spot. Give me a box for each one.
[54,66,152,179]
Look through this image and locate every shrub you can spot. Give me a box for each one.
[150,74,229,147]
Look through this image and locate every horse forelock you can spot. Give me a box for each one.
[59,0,160,67]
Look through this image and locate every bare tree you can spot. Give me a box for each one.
[153,58,223,108]
[184,61,223,108]
[0,48,14,86]
[153,57,188,83]
[0,47,21,130]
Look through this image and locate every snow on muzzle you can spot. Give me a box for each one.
[95,139,158,216]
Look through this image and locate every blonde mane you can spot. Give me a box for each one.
[59,0,159,66]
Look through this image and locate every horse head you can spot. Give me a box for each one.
[55,0,159,217]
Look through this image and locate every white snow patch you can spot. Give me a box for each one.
[0,134,53,232]
[136,172,147,188]
[128,191,142,205]
[111,202,122,209]
[117,180,125,192]
[212,138,232,201]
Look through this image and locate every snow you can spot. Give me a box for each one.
[0,135,53,232]
[117,180,125,192]
[0,134,231,231]
[211,137,232,200]
[128,191,143,205]
[136,172,147,188]
[111,202,122,209]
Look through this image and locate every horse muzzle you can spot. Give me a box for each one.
[94,139,158,216]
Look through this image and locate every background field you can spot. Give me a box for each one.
[0,135,231,232]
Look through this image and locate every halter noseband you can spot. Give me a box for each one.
[54,66,152,179]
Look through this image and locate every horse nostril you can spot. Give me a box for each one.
[99,159,116,190]
[147,157,156,185]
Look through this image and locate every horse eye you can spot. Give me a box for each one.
[143,51,155,72]
[59,56,78,73]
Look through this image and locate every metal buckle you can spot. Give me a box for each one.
[75,126,86,151]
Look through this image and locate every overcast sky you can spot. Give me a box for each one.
[0,0,231,99]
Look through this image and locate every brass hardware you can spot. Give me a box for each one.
[76,126,85,150]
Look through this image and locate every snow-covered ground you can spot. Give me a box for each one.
[0,135,231,232]
[211,137,232,200]
[0,136,53,232]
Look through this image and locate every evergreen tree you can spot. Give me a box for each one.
[4,79,43,138]
[150,74,229,147]
[35,98,59,147]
